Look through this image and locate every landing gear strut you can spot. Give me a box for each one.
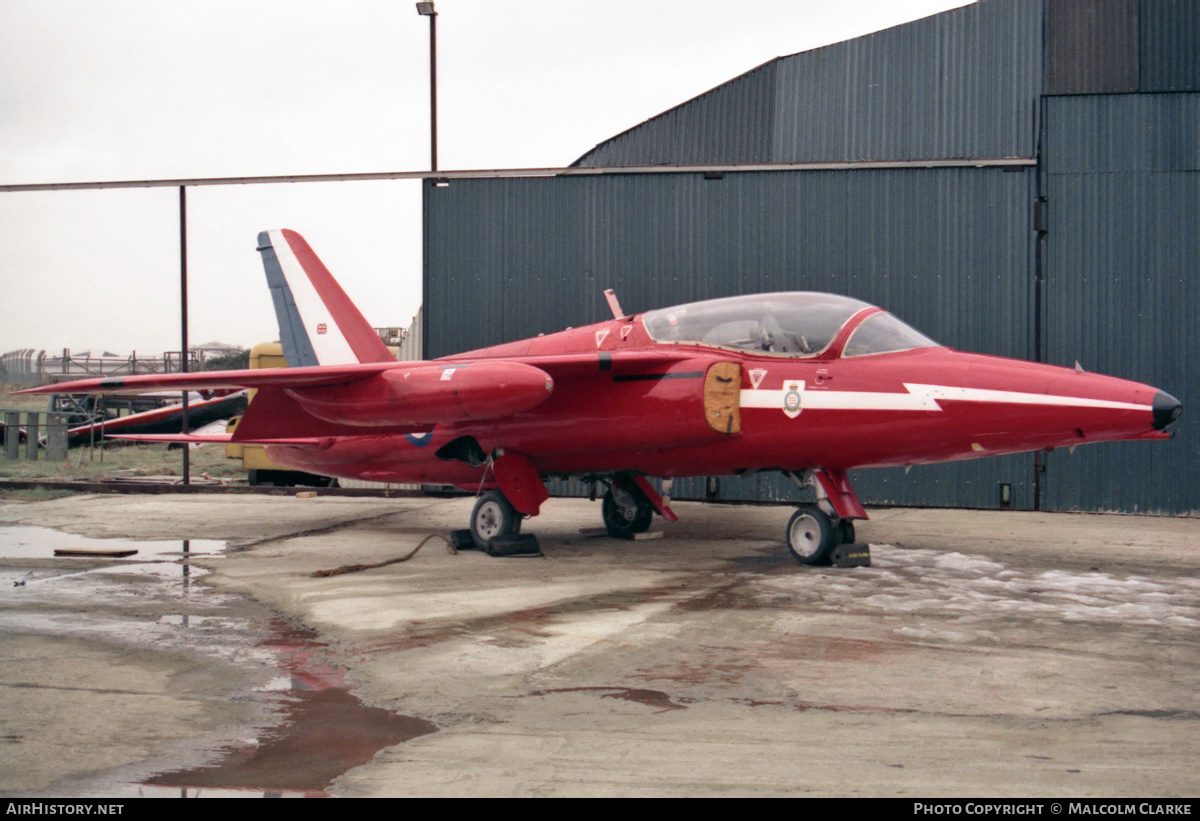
[602,482,654,538]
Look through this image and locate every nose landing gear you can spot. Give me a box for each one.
[786,504,857,565]
[784,468,868,566]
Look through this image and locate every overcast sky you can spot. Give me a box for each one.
[0,0,972,356]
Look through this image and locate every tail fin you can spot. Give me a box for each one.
[256,229,396,366]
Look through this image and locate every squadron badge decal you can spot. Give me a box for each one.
[782,380,804,419]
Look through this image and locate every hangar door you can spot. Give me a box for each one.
[424,167,1039,512]
[1040,94,1198,515]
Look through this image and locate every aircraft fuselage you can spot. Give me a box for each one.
[264,314,1172,487]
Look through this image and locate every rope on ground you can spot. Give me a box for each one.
[311,533,456,577]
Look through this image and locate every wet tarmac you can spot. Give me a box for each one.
[0,524,436,798]
[140,621,437,798]
[0,494,1197,797]
[0,525,225,561]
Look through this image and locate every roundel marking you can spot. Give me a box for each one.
[405,431,434,447]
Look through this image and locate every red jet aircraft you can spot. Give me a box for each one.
[25,230,1183,563]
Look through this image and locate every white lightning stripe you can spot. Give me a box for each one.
[268,229,358,366]
[739,384,1149,413]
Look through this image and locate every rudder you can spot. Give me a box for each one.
[256,229,395,366]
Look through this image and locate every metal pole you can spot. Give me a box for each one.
[179,185,190,485]
[429,9,438,171]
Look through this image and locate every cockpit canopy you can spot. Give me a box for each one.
[641,292,939,358]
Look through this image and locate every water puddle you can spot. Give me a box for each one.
[132,622,438,798]
[0,526,438,797]
[0,525,224,560]
[143,691,437,796]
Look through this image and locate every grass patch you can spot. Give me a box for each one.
[0,384,52,415]
[0,488,81,502]
[2,384,247,483]
[0,442,247,482]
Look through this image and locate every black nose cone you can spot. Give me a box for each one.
[1152,391,1183,430]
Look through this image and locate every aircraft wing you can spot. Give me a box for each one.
[22,351,696,402]
[107,433,235,444]
[105,433,340,446]
[20,350,707,444]
[17,362,396,395]
[443,351,698,380]
[21,358,556,437]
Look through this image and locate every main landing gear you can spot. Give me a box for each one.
[469,490,521,550]
[462,450,545,556]
[465,489,542,556]
[455,447,677,553]
[466,472,674,548]
[466,476,667,551]
[601,481,655,538]
[597,475,677,539]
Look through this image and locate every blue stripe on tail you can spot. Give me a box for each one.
[257,231,319,368]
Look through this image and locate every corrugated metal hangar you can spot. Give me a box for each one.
[423,0,1198,515]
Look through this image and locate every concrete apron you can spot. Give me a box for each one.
[0,493,1197,797]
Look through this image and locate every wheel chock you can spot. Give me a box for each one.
[486,533,542,557]
[833,543,870,568]
[448,529,477,551]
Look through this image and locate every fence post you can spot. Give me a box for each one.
[3,412,18,459]
[24,412,39,460]
[46,413,68,462]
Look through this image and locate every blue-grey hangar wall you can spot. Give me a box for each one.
[423,0,1198,515]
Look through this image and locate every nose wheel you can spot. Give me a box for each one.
[786,505,853,565]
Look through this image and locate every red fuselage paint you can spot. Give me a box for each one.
[262,312,1170,488]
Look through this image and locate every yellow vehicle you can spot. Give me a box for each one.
[225,342,336,487]
[226,339,405,486]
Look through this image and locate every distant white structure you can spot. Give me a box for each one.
[1,343,247,387]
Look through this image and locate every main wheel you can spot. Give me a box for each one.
[470,490,521,550]
[786,505,837,565]
[602,485,654,538]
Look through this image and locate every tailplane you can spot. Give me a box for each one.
[256,229,396,366]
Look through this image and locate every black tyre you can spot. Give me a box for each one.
[470,491,521,550]
[838,519,856,545]
[786,505,837,565]
[601,485,654,538]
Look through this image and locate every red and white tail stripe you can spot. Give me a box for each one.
[257,229,395,367]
